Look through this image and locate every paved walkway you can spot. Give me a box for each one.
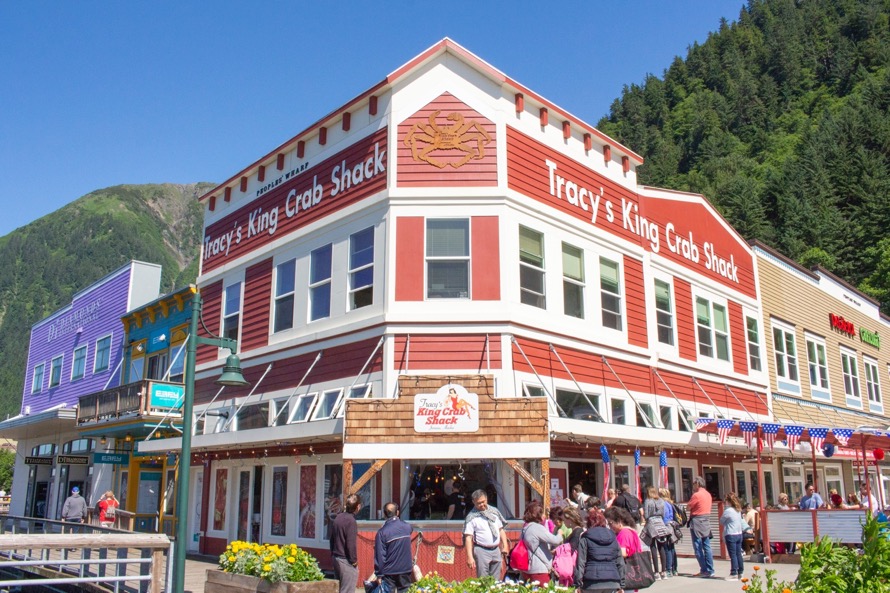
[184,554,800,593]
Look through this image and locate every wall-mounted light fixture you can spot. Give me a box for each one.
[124,434,133,443]
[99,436,107,446]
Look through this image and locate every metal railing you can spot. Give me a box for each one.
[0,514,171,593]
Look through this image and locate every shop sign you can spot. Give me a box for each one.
[414,383,479,433]
[57,455,89,465]
[150,383,184,409]
[25,456,53,466]
[860,327,880,349]
[94,452,129,465]
[829,313,855,338]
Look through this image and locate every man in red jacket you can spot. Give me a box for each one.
[687,476,714,577]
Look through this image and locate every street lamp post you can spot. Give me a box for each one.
[172,290,248,593]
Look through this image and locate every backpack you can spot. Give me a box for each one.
[104,502,116,520]
[508,528,530,572]
[551,542,576,585]
[671,503,687,528]
[618,493,641,523]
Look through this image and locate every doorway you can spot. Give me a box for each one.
[237,466,264,543]
[703,467,730,500]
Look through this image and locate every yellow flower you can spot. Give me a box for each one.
[276,549,284,557]
[228,556,236,563]
[263,564,271,572]
[287,557,296,563]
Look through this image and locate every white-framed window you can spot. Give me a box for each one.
[841,348,861,404]
[805,336,830,399]
[600,257,622,331]
[146,351,169,381]
[824,465,843,499]
[554,387,601,421]
[236,402,270,431]
[610,398,625,425]
[865,357,882,409]
[271,398,290,427]
[696,297,729,361]
[562,242,584,318]
[660,405,673,430]
[49,355,63,388]
[273,259,296,332]
[309,244,332,321]
[772,323,799,391]
[222,282,242,342]
[519,226,546,308]
[636,403,656,427]
[312,388,342,420]
[31,363,45,394]
[288,393,318,423]
[654,279,674,346]
[71,345,87,381]
[349,227,374,310]
[783,464,805,503]
[427,218,470,299]
[337,384,373,418]
[746,316,761,371]
[94,334,112,373]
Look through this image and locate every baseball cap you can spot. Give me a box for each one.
[71,486,79,493]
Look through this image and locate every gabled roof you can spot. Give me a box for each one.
[199,38,642,203]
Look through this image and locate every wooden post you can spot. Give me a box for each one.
[343,460,353,500]
[542,459,550,509]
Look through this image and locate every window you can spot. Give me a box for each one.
[337,385,373,417]
[600,257,622,330]
[169,343,185,383]
[824,465,843,499]
[806,337,829,396]
[637,403,656,427]
[611,399,625,425]
[696,297,729,361]
[865,358,881,407]
[128,355,145,383]
[309,244,332,321]
[274,259,296,332]
[783,464,804,504]
[147,352,169,381]
[746,316,761,371]
[94,335,112,372]
[772,325,799,384]
[654,279,674,345]
[312,388,343,420]
[555,388,601,421]
[31,363,45,394]
[222,283,242,342]
[71,346,87,381]
[660,405,673,430]
[288,393,318,423]
[519,226,546,308]
[349,227,374,310]
[562,243,584,318]
[427,219,469,299]
[237,402,270,431]
[49,355,63,388]
[841,349,861,401]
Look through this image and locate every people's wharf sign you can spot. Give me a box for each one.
[414,383,479,433]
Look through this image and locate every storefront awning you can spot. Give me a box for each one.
[0,405,77,440]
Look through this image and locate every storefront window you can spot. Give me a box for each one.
[406,462,505,519]
[783,464,804,503]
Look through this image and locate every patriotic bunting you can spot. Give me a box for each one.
[833,428,853,447]
[717,419,736,444]
[634,448,641,502]
[695,418,716,430]
[784,425,805,450]
[740,421,758,448]
[659,450,669,489]
[808,427,828,452]
[762,423,781,450]
[600,445,611,502]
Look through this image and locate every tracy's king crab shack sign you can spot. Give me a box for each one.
[414,383,479,433]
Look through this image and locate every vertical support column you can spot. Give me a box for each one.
[541,459,550,509]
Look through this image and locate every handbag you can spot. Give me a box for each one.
[623,552,656,590]
[507,527,530,572]
[411,531,424,582]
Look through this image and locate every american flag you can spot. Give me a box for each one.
[808,427,828,452]
[600,445,611,502]
[659,450,669,489]
[695,418,716,431]
[832,428,853,447]
[740,421,759,448]
[784,425,805,450]
[762,423,781,450]
[717,419,736,445]
[634,448,641,502]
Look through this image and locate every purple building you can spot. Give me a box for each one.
[0,261,161,519]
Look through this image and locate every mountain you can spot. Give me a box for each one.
[597,0,890,311]
[0,183,212,419]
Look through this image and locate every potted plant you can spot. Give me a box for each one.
[207,541,337,593]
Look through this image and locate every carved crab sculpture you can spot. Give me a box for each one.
[404,110,492,169]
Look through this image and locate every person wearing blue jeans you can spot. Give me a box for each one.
[720,493,745,580]
[688,476,714,577]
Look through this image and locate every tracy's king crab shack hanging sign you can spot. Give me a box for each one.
[414,383,479,433]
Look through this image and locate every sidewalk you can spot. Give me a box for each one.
[640,555,799,592]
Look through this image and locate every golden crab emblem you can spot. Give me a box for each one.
[403,110,492,169]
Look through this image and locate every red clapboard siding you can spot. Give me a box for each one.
[197,281,223,364]
[624,255,648,349]
[655,368,766,416]
[392,335,502,372]
[728,300,749,375]
[506,127,642,247]
[202,129,387,273]
[241,258,272,353]
[397,93,497,188]
[395,217,425,301]
[674,278,697,361]
[194,337,384,404]
[471,216,500,300]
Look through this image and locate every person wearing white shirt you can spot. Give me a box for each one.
[859,483,880,515]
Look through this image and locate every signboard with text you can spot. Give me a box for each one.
[414,383,479,433]
[150,383,184,409]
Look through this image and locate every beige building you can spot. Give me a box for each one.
[754,240,890,504]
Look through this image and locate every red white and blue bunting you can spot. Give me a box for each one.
[694,418,890,455]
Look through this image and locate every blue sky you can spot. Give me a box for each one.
[0,1,743,237]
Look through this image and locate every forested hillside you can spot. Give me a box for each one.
[598,0,890,310]
[0,183,211,418]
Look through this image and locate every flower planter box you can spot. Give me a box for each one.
[205,570,339,593]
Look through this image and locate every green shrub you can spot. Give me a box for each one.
[218,541,324,583]
[408,574,572,593]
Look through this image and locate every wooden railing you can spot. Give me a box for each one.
[77,379,182,424]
